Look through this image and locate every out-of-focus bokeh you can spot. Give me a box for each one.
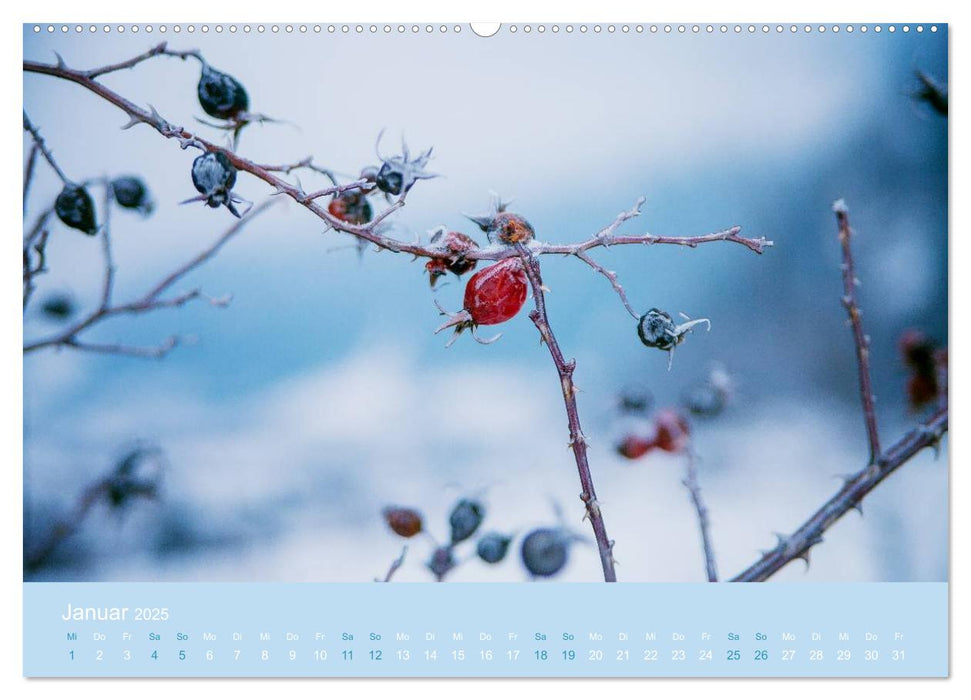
[23,25,947,582]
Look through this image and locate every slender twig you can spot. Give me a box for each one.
[833,199,881,464]
[64,336,179,359]
[379,546,408,582]
[539,225,772,257]
[24,479,106,571]
[23,209,53,311]
[99,185,115,309]
[24,142,39,214]
[731,406,947,582]
[23,198,276,356]
[682,451,718,582]
[84,42,202,79]
[25,449,164,571]
[23,112,69,184]
[298,178,370,204]
[516,244,617,582]
[574,250,638,319]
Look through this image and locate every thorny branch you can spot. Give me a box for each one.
[23,44,774,583]
[23,198,277,357]
[23,112,69,184]
[24,142,39,214]
[24,448,165,571]
[517,244,618,582]
[834,200,881,464]
[683,452,718,582]
[731,406,947,582]
[23,208,53,311]
[731,199,947,582]
[23,50,771,268]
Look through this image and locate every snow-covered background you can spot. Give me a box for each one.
[23,25,947,582]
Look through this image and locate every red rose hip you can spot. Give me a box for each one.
[434,258,528,346]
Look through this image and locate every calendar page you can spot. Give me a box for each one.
[21,20,948,678]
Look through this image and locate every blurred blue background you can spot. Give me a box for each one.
[23,24,947,582]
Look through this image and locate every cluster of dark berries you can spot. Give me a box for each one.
[614,365,736,461]
[53,176,154,237]
[899,329,947,410]
[383,498,513,581]
[382,499,583,580]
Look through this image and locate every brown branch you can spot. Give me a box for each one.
[516,245,618,582]
[99,185,115,309]
[23,57,772,270]
[538,225,772,257]
[23,57,423,255]
[833,200,881,464]
[731,406,947,582]
[24,142,39,214]
[23,209,53,311]
[23,198,276,356]
[378,546,408,582]
[83,42,202,79]
[683,451,718,582]
[23,112,69,184]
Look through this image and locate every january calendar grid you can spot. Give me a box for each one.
[22,22,948,679]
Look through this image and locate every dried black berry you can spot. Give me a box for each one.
[54,184,97,235]
[476,533,512,564]
[375,162,404,196]
[111,176,153,215]
[449,499,485,544]
[684,384,725,417]
[521,528,569,578]
[637,308,710,369]
[189,151,242,217]
[637,308,679,350]
[40,293,75,320]
[426,546,456,581]
[197,64,250,120]
[373,133,436,196]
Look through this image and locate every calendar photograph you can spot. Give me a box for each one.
[22,24,948,591]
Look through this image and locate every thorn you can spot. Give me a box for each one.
[120,115,141,131]
[850,501,864,517]
[53,51,67,69]
[796,550,812,569]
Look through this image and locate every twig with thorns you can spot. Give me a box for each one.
[834,199,881,464]
[23,198,277,358]
[683,451,718,582]
[23,53,771,267]
[517,244,618,582]
[730,200,947,581]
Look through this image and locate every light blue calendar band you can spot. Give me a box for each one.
[24,582,947,677]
